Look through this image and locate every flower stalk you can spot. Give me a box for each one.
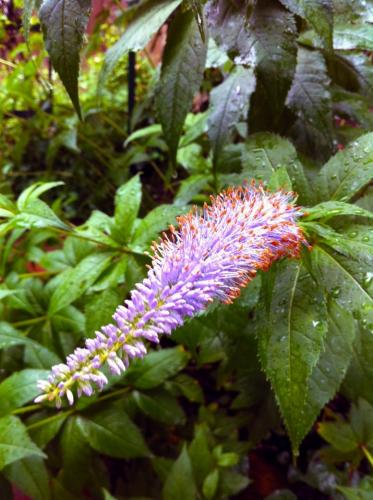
[35,183,307,407]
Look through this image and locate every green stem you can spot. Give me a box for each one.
[12,316,47,327]
[362,446,373,467]
[12,404,41,415]
[26,410,73,431]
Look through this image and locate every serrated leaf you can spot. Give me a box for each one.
[113,175,142,244]
[0,415,45,470]
[0,369,49,416]
[156,9,207,163]
[286,47,333,158]
[208,66,256,167]
[77,406,150,459]
[99,0,182,88]
[163,445,197,500]
[3,456,50,500]
[241,133,311,204]
[258,261,328,452]
[315,132,373,202]
[39,0,91,117]
[49,252,113,314]
[125,347,189,389]
[292,301,356,451]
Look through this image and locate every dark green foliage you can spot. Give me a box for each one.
[1,0,373,497]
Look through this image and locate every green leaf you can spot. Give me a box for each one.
[315,132,373,202]
[156,8,207,163]
[189,424,214,487]
[247,0,297,131]
[131,205,187,250]
[0,369,49,416]
[291,301,356,450]
[39,0,91,117]
[202,469,219,500]
[23,0,37,44]
[28,413,67,449]
[49,252,113,314]
[163,445,197,500]
[305,201,373,221]
[113,175,142,244]
[133,389,186,425]
[3,456,50,500]
[286,47,333,158]
[77,406,150,459]
[100,0,183,88]
[258,261,328,452]
[208,66,256,167]
[279,0,333,49]
[125,347,189,389]
[241,133,311,204]
[85,289,122,338]
[60,416,92,491]
[333,24,373,50]
[17,182,64,210]
[337,476,373,500]
[0,415,45,470]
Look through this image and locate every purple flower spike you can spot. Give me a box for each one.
[34,183,307,407]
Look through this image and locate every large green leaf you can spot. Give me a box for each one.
[0,370,49,416]
[0,415,45,470]
[208,66,256,167]
[77,406,150,459]
[286,47,333,158]
[132,389,186,425]
[293,301,356,450]
[39,0,91,117]
[156,9,207,163]
[241,133,311,204]
[85,288,122,338]
[49,252,113,314]
[315,132,373,202]
[99,0,182,88]
[3,456,50,500]
[258,261,328,452]
[112,175,142,244]
[163,445,197,500]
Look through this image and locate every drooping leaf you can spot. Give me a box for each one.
[3,456,50,500]
[258,261,328,452]
[286,47,333,159]
[0,415,45,470]
[156,9,207,163]
[77,406,150,459]
[112,175,142,244]
[39,0,91,117]
[49,252,113,314]
[99,0,183,88]
[246,0,297,131]
[163,445,197,500]
[0,369,49,416]
[208,66,256,167]
[315,132,373,202]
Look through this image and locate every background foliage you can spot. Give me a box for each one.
[1,0,373,498]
